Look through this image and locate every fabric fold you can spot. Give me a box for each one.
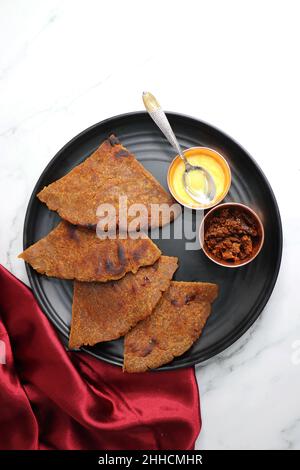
[0,265,201,450]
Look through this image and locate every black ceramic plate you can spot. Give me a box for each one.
[23,112,282,370]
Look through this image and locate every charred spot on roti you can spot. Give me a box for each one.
[184,294,196,304]
[132,242,148,262]
[115,149,130,158]
[140,338,158,357]
[117,243,127,265]
[66,224,80,242]
[108,134,120,146]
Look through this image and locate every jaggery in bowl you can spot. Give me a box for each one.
[199,202,264,268]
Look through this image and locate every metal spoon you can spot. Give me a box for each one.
[142,91,216,205]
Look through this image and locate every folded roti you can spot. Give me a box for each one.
[18,221,161,282]
[37,135,176,228]
[124,281,219,372]
[69,256,178,349]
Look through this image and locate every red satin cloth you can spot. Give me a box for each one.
[0,265,200,450]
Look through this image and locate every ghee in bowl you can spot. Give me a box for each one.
[167,147,231,209]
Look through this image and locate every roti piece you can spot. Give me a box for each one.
[37,135,175,228]
[18,221,161,282]
[124,281,219,372]
[69,256,178,349]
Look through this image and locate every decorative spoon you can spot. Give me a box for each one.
[142,91,216,205]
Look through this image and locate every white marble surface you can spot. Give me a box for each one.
[1,0,299,450]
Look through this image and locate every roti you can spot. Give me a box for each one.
[124,281,219,372]
[37,134,176,228]
[69,256,178,348]
[19,221,161,282]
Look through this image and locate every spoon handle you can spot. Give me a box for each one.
[142,92,188,164]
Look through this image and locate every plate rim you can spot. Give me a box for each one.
[23,111,283,370]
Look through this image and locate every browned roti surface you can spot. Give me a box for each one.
[124,281,219,372]
[37,135,175,228]
[69,256,178,349]
[18,221,161,282]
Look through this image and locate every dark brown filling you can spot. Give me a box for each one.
[204,208,259,263]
